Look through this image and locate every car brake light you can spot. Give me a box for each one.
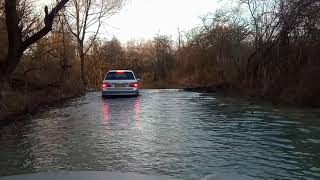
[116,71,125,74]
[102,83,110,88]
[130,83,138,88]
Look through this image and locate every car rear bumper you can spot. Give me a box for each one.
[102,89,139,96]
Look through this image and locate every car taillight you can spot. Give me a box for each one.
[116,71,125,74]
[129,83,138,88]
[102,83,110,88]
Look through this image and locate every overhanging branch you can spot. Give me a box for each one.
[21,0,70,52]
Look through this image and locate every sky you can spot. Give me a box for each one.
[101,0,220,43]
[39,0,221,43]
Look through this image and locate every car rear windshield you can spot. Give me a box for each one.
[105,72,135,80]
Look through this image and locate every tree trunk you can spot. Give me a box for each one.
[0,63,10,83]
[2,53,23,81]
[2,0,23,81]
[1,0,70,82]
[79,43,86,86]
[58,18,69,84]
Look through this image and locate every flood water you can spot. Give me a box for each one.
[0,89,320,179]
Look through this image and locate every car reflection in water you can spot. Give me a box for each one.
[102,100,110,124]
[133,97,141,125]
[102,97,141,129]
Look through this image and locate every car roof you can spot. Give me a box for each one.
[108,70,133,73]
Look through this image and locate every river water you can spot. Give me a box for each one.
[0,89,320,179]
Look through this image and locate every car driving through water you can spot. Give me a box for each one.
[102,70,140,98]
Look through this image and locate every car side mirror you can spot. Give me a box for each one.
[137,78,141,81]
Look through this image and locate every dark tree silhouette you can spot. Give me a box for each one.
[0,0,69,82]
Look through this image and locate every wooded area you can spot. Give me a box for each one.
[85,0,320,106]
[1,0,320,121]
[176,0,320,105]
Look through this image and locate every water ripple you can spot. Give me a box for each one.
[0,90,320,180]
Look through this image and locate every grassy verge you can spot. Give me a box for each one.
[0,83,85,126]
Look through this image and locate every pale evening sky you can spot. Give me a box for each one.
[41,0,221,43]
[104,0,219,43]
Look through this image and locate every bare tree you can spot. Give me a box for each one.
[0,0,70,82]
[63,0,123,86]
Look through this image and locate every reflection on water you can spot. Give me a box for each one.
[102,97,141,128]
[134,98,141,123]
[102,101,109,124]
[0,90,320,180]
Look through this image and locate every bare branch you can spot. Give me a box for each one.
[84,19,101,55]
[21,0,70,52]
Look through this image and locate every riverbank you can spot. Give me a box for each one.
[0,83,85,126]
[183,82,320,107]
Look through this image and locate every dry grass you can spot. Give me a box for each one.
[0,80,85,123]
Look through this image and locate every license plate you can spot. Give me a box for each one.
[114,83,126,87]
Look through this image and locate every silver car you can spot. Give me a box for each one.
[102,70,140,98]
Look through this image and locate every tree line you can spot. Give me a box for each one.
[0,0,123,120]
[0,0,123,85]
[0,0,320,108]
[86,0,320,105]
[179,0,320,105]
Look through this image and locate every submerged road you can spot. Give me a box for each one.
[0,89,320,179]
